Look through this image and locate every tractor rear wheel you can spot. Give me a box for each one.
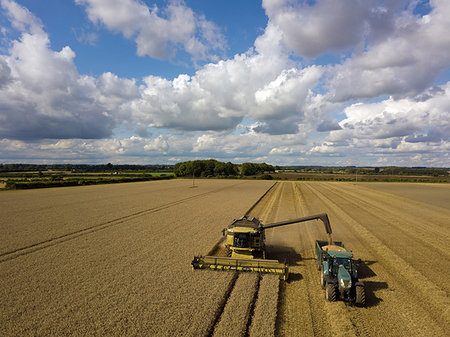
[320,270,325,289]
[325,283,337,302]
[355,285,365,306]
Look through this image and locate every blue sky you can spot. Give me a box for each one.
[0,0,449,166]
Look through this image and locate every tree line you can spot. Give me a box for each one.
[0,163,173,172]
[173,159,275,177]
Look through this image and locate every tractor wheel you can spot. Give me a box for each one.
[320,270,326,289]
[316,259,321,270]
[355,285,366,306]
[325,283,337,302]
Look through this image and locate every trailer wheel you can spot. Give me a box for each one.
[325,283,337,302]
[320,270,325,289]
[355,285,365,306]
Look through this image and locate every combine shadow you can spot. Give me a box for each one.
[266,245,303,282]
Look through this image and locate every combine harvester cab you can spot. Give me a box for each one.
[316,240,365,306]
[192,213,333,281]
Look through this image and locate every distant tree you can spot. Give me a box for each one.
[225,162,238,176]
[214,161,227,176]
[241,162,258,176]
[192,160,205,177]
[204,159,217,177]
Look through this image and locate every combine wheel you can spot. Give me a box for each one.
[320,270,325,289]
[325,283,337,302]
[355,285,366,306]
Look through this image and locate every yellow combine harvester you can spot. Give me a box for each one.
[192,213,333,280]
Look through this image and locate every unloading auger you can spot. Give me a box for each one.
[191,213,333,280]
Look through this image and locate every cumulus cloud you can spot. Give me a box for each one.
[122,47,325,135]
[0,0,140,140]
[75,0,226,62]
[1,0,44,34]
[0,0,449,167]
[327,0,450,101]
[262,0,372,58]
[262,0,450,103]
[310,82,450,166]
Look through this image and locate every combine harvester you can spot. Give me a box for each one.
[192,213,332,281]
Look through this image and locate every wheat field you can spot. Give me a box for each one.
[1,179,449,336]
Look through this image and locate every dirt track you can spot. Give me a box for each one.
[0,180,449,336]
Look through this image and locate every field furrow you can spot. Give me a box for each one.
[212,273,259,337]
[249,274,279,337]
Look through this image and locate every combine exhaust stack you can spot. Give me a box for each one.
[192,256,288,280]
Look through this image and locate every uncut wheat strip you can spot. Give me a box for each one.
[249,274,279,337]
[213,273,259,337]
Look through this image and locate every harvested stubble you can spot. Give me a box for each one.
[249,274,280,337]
[213,273,259,337]
[0,179,274,336]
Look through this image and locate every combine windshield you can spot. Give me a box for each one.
[234,233,250,248]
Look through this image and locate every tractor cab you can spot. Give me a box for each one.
[327,250,357,279]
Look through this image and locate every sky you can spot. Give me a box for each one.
[0,0,449,167]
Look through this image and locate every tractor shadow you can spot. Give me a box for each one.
[363,281,388,307]
[357,260,377,278]
[358,260,388,307]
[266,244,303,282]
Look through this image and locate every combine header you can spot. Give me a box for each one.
[191,256,289,280]
[192,213,332,280]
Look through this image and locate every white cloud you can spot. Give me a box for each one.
[0,0,449,167]
[262,0,372,58]
[328,0,450,101]
[0,1,142,140]
[75,0,226,62]
[311,82,450,166]
[121,43,325,135]
[1,0,43,34]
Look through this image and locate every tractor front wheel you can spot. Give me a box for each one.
[355,285,365,306]
[325,283,337,302]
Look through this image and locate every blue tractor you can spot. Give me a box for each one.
[315,240,365,306]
